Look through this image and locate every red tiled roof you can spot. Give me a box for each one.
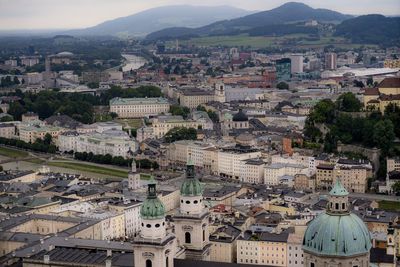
[378,77,400,88]
[364,87,379,96]
[380,94,400,101]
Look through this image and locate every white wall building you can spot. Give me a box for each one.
[58,129,136,158]
[264,163,308,185]
[109,97,170,118]
[290,54,304,74]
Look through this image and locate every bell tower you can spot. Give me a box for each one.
[133,179,177,267]
[128,159,140,190]
[214,82,225,103]
[173,159,211,260]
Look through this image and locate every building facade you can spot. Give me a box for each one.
[110,97,170,118]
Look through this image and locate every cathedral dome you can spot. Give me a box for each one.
[302,213,371,257]
[140,180,166,220]
[232,109,248,122]
[303,179,371,257]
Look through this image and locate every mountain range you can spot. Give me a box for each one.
[66,5,253,37]
[146,2,353,39]
[334,14,400,45]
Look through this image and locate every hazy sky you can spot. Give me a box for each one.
[1,0,399,30]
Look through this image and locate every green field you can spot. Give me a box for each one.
[24,158,45,164]
[0,146,28,159]
[167,34,378,49]
[378,200,400,212]
[115,118,143,129]
[48,161,129,178]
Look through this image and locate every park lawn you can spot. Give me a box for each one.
[169,34,378,50]
[173,35,277,48]
[115,118,143,129]
[378,200,400,212]
[24,158,45,164]
[0,146,28,158]
[48,161,128,178]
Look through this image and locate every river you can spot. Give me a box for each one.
[121,54,147,72]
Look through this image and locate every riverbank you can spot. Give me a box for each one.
[121,54,147,72]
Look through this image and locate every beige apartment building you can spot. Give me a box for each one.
[237,230,289,266]
[152,115,212,138]
[18,125,64,143]
[209,225,241,263]
[109,97,170,118]
[316,164,335,190]
[333,166,369,193]
[387,158,400,172]
[240,158,265,184]
[0,123,17,139]
[294,174,315,191]
[178,83,225,108]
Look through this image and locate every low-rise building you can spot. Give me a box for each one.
[209,225,241,263]
[109,97,170,118]
[18,124,64,143]
[264,163,308,186]
[58,129,136,158]
[316,164,335,190]
[237,229,291,266]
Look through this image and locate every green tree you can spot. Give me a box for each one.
[366,77,374,87]
[8,102,26,120]
[13,76,20,85]
[372,120,395,153]
[276,82,289,90]
[0,115,13,122]
[335,92,362,112]
[110,112,118,119]
[309,99,336,124]
[43,133,52,145]
[169,105,190,119]
[392,181,400,195]
[165,127,197,143]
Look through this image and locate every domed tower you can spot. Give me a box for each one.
[302,179,372,267]
[173,159,211,260]
[128,159,140,190]
[232,109,249,129]
[133,179,176,267]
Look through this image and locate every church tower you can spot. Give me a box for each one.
[128,159,140,190]
[133,179,176,267]
[173,159,211,260]
[214,82,225,103]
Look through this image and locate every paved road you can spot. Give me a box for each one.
[349,192,400,202]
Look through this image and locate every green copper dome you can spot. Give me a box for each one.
[180,160,203,196]
[303,212,371,257]
[140,179,165,220]
[330,179,349,196]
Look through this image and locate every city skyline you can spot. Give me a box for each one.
[0,0,399,30]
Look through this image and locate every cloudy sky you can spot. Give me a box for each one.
[1,0,399,30]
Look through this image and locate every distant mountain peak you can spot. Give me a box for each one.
[65,5,253,37]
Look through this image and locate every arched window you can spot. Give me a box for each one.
[166,257,169,267]
[335,203,339,210]
[203,229,206,241]
[185,232,191,244]
[342,203,345,210]
[146,259,152,267]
